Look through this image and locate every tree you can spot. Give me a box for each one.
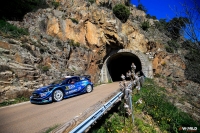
[167,17,189,40]
[141,21,150,31]
[136,4,147,13]
[171,0,200,48]
[146,14,157,20]
[113,4,130,23]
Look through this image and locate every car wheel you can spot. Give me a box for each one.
[86,85,93,93]
[53,90,63,102]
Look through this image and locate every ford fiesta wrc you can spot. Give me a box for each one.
[30,76,93,104]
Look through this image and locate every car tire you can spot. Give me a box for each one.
[53,89,63,102]
[86,85,93,93]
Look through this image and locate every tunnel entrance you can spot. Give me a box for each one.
[107,52,142,81]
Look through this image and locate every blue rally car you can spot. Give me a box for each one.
[30,76,93,104]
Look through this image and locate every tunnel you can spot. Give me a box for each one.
[107,52,142,81]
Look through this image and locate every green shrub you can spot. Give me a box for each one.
[141,21,150,31]
[68,40,80,47]
[56,40,64,50]
[44,124,60,133]
[0,20,29,38]
[135,118,157,133]
[42,66,49,72]
[38,45,49,54]
[167,40,180,49]
[113,4,130,23]
[41,66,50,73]
[167,77,172,83]
[108,79,112,83]
[88,0,95,4]
[52,1,59,9]
[154,19,168,32]
[137,4,147,13]
[165,46,174,53]
[70,18,79,24]
[146,14,157,20]
[39,47,45,54]
[154,73,160,78]
[89,103,125,133]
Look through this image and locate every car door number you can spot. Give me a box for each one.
[65,85,76,94]
[68,85,75,89]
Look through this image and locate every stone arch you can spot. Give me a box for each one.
[100,49,153,83]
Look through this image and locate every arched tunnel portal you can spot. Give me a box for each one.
[100,49,153,83]
[107,52,141,81]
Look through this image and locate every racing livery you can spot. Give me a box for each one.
[30,76,93,104]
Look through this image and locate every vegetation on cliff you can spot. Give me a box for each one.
[0,0,48,21]
[0,20,29,38]
[113,4,130,23]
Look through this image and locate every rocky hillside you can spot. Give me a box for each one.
[0,0,199,122]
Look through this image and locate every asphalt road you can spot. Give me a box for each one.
[0,82,120,133]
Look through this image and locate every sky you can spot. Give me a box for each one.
[130,0,200,21]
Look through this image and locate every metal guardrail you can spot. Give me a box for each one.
[69,91,123,133]
[51,89,123,133]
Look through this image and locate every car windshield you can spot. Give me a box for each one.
[50,79,64,85]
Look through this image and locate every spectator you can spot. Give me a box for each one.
[126,72,129,78]
[134,73,141,94]
[131,70,135,81]
[131,62,136,71]
[128,70,132,80]
[121,74,126,81]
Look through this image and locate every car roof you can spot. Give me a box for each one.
[64,76,79,79]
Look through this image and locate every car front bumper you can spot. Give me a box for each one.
[30,96,52,104]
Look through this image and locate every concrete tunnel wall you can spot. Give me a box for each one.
[100,49,153,83]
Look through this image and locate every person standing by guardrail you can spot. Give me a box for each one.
[127,70,132,81]
[131,62,136,81]
[134,73,141,94]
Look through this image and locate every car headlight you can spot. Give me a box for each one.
[40,92,48,97]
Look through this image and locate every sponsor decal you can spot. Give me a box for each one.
[69,89,78,94]
[65,86,69,90]
[68,85,75,89]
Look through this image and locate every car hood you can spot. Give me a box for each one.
[34,84,57,93]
